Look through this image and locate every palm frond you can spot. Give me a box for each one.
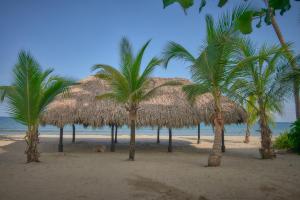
[92,38,170,107]
[0,86,13,102]
[233,40,288,127]
[91,64,119,75]
[3,50,73,127]
[205,15,216,42]
[39,76,75,113]
[138,57,162,87]
[120,37,134,65]
[10,51,43,125]
[94,73,112,81]
[245,95,258,126]
[92,64,129,89]
[131,40,151,88]
[162,42,195,67]
[182,83,209,103]
[95,92,117,101]
[120,37,134,80]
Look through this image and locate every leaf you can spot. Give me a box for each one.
[163,0,194,14]
[264,9,272,25]
[269,0,291,15]
[182,84,209,103]
[0,86,12,102]
[199,0,206,13]
[218,0,228,7]
[236,10,253,34]
[253,10,265,28]
[162,41,195,68]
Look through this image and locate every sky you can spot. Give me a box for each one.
[0,0,299,122]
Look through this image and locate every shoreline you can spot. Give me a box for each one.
[0,131,282,137]
[0,133,265,141]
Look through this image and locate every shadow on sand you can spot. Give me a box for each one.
[0,134,262,161]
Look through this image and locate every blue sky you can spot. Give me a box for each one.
[0,0,299,122]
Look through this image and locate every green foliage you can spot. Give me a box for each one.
[163,9,250,105]
[236,10,253,34]
[280,54,300,92]
[0,50,74,127]
[274,120,300,153]
[274,131,293,149]
[162,0,194,14]
[269,0,291,15]
[199,0,206,12]
[218,0,228,7]
[92,37,181,110]
[231,39,287,123]
[245,96,258,127]
[244,94,276,129]
[162,0,299,34]
[289,119,300,153]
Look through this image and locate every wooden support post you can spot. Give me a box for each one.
[222,128,225,152]
[114,125,118,143]
[58,127,64,152]
[168,128,172,152]
[157,127,160,144]
[72,124,75,143]
[111,125,115,152]
[197,123,200,144]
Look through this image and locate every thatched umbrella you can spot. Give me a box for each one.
[41,76,247,152]
[42,76,246,126]
[193,93,247,152]
[194,93,246,125]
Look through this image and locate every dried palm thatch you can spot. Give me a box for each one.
[41,76,246,128]
[194,93,247,125]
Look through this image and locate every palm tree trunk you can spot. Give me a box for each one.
[258,102,275,159]
[114,125,118,143]
[197,124,200,144]
[25,125,40,162]
[208,95,224,167]
[129,110,137,161]
[157,127,160,144]
[221,129,225,152]
[168,128,172,152]
[244,122,250,143]
[264,0,300,119]
[111,125,115,152]
[72,124,75,143]
[58,127,64,152]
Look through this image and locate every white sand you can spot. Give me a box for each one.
[0,134,300,200]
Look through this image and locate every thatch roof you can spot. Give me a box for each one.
[41,76,246,128]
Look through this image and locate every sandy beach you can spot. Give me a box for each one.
[0,134,300,200]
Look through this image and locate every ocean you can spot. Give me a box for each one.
[0,117,292,136]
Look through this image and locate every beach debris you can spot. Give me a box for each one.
[94,145,106,152]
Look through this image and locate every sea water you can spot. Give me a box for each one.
[0,117,292,136]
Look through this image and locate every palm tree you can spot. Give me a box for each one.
[92,38,180,161]
[162,10,249,166]
[232,39,287,159]
[243,96,276,143]
[163,0,300,120]
[263,0,300,120]
[0,51,73,162]
[244,96,257,143]
[281,55,300,91]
